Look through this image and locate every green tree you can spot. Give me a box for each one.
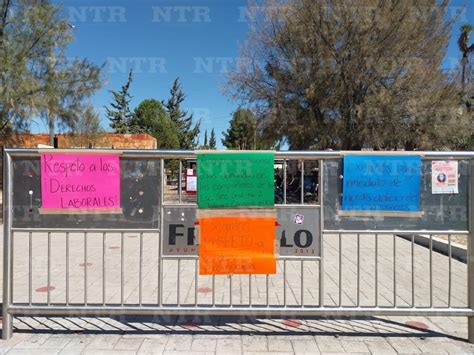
[0,0,102,142]
[164,78,200,149]
[209,128,217,149]
[228,0,471,150]
[131,99,179,149]
[458,24,474,93]
[106,69,133,134]
[68,104,102,148]
[201,130,209,149]
[222,108,259,150]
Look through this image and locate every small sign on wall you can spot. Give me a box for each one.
[40,153,121,214]
[432,160,458,194]
[341,155,421,213]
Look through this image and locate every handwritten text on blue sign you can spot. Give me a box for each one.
[342,155,421,212]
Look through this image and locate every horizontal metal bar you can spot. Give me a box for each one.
[324,230,469,235]
[7,305,474,317]
[163,204,321,209]
[12,228,158,233]
[162,256,321,261]
[6,148,474,159]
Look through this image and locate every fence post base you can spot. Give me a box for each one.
[2,311,12,340]
[469,317,474,343]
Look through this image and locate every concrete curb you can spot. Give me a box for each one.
[397,234,467,263]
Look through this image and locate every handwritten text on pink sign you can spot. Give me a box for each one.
[41,154,120,210]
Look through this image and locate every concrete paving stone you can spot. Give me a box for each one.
[6,350,60,355]
[266,336,294,352]
[191,337,217,352]
[163,352,214,355]
[137,337,168,354]
[57,335,92,354]
[340,339,370,353]
[39,336,72,350]
[387,337,422,353]
[82,351,138,355]
[83,334,122,350]
[114,337,146,350]
[363,339,397,354]
[0,333,32,350]
[11,334,52,349]
[292,337,319,353]
[163,334,193,351]
[216,337,242,353]
[315,336,344,353]
[242,335,268,352]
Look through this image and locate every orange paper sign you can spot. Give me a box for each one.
[199,217,276,275]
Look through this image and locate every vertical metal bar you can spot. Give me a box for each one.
[430,234,433,308]
[375,233,378,307]
[29,232,32,305]
[448,234,452,308]
[283,159,287,204]
[84,232,87,306]
[357,233,360,307]
[2,152,13,339]
[229,274,233,306]
[411,234,415,307]
[249,274,252,306]
[339,233,342,306]
[393,234,396,307]
[158,159,164,306]
[300,260,304,307]
[194,259,198,306]
[139,232,143,306]
[266,274,269,307]
[283,260,287,306]
[318,160,325,307]
[468,158,474,343]
[102,232,106,306]
[212,275,215,306]
[177,259,181,306]
[300,160,304,204]
[178,160,182,204]
[10,227,14,304]
[121,231,124,306]
[66,232,69,306]
[47,232,51,306]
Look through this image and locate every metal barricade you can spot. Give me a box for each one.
[2,148,474,342]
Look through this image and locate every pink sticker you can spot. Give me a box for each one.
[40,153,120,210]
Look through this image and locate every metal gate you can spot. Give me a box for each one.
[2,148,474,341]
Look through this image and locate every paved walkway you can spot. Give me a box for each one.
[0,230,473,353]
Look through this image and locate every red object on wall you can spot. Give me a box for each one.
[185,168,197,194]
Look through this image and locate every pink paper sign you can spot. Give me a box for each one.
[40,153,121,211]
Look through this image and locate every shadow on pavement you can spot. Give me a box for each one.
[9,315,467,342]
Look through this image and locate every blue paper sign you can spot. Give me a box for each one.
[342,155,421,212]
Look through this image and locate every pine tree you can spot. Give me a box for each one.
[203,130,208,148]
[106,69,133,134]
[0,0,102,140]
[164,78,200,149]
[209,128,217,149]
[222,108,258,150]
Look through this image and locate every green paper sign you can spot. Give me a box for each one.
[197,152,275,208]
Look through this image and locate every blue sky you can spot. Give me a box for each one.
[48,0,474,148]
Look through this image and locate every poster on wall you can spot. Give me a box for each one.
[196,151,276,275]
[341,155,421,213]
[432,160,458,194]
[197,152,275,208]
[198,216,276,275]
[40,153,121,214]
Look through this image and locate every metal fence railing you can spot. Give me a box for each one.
[2,148,474,342]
